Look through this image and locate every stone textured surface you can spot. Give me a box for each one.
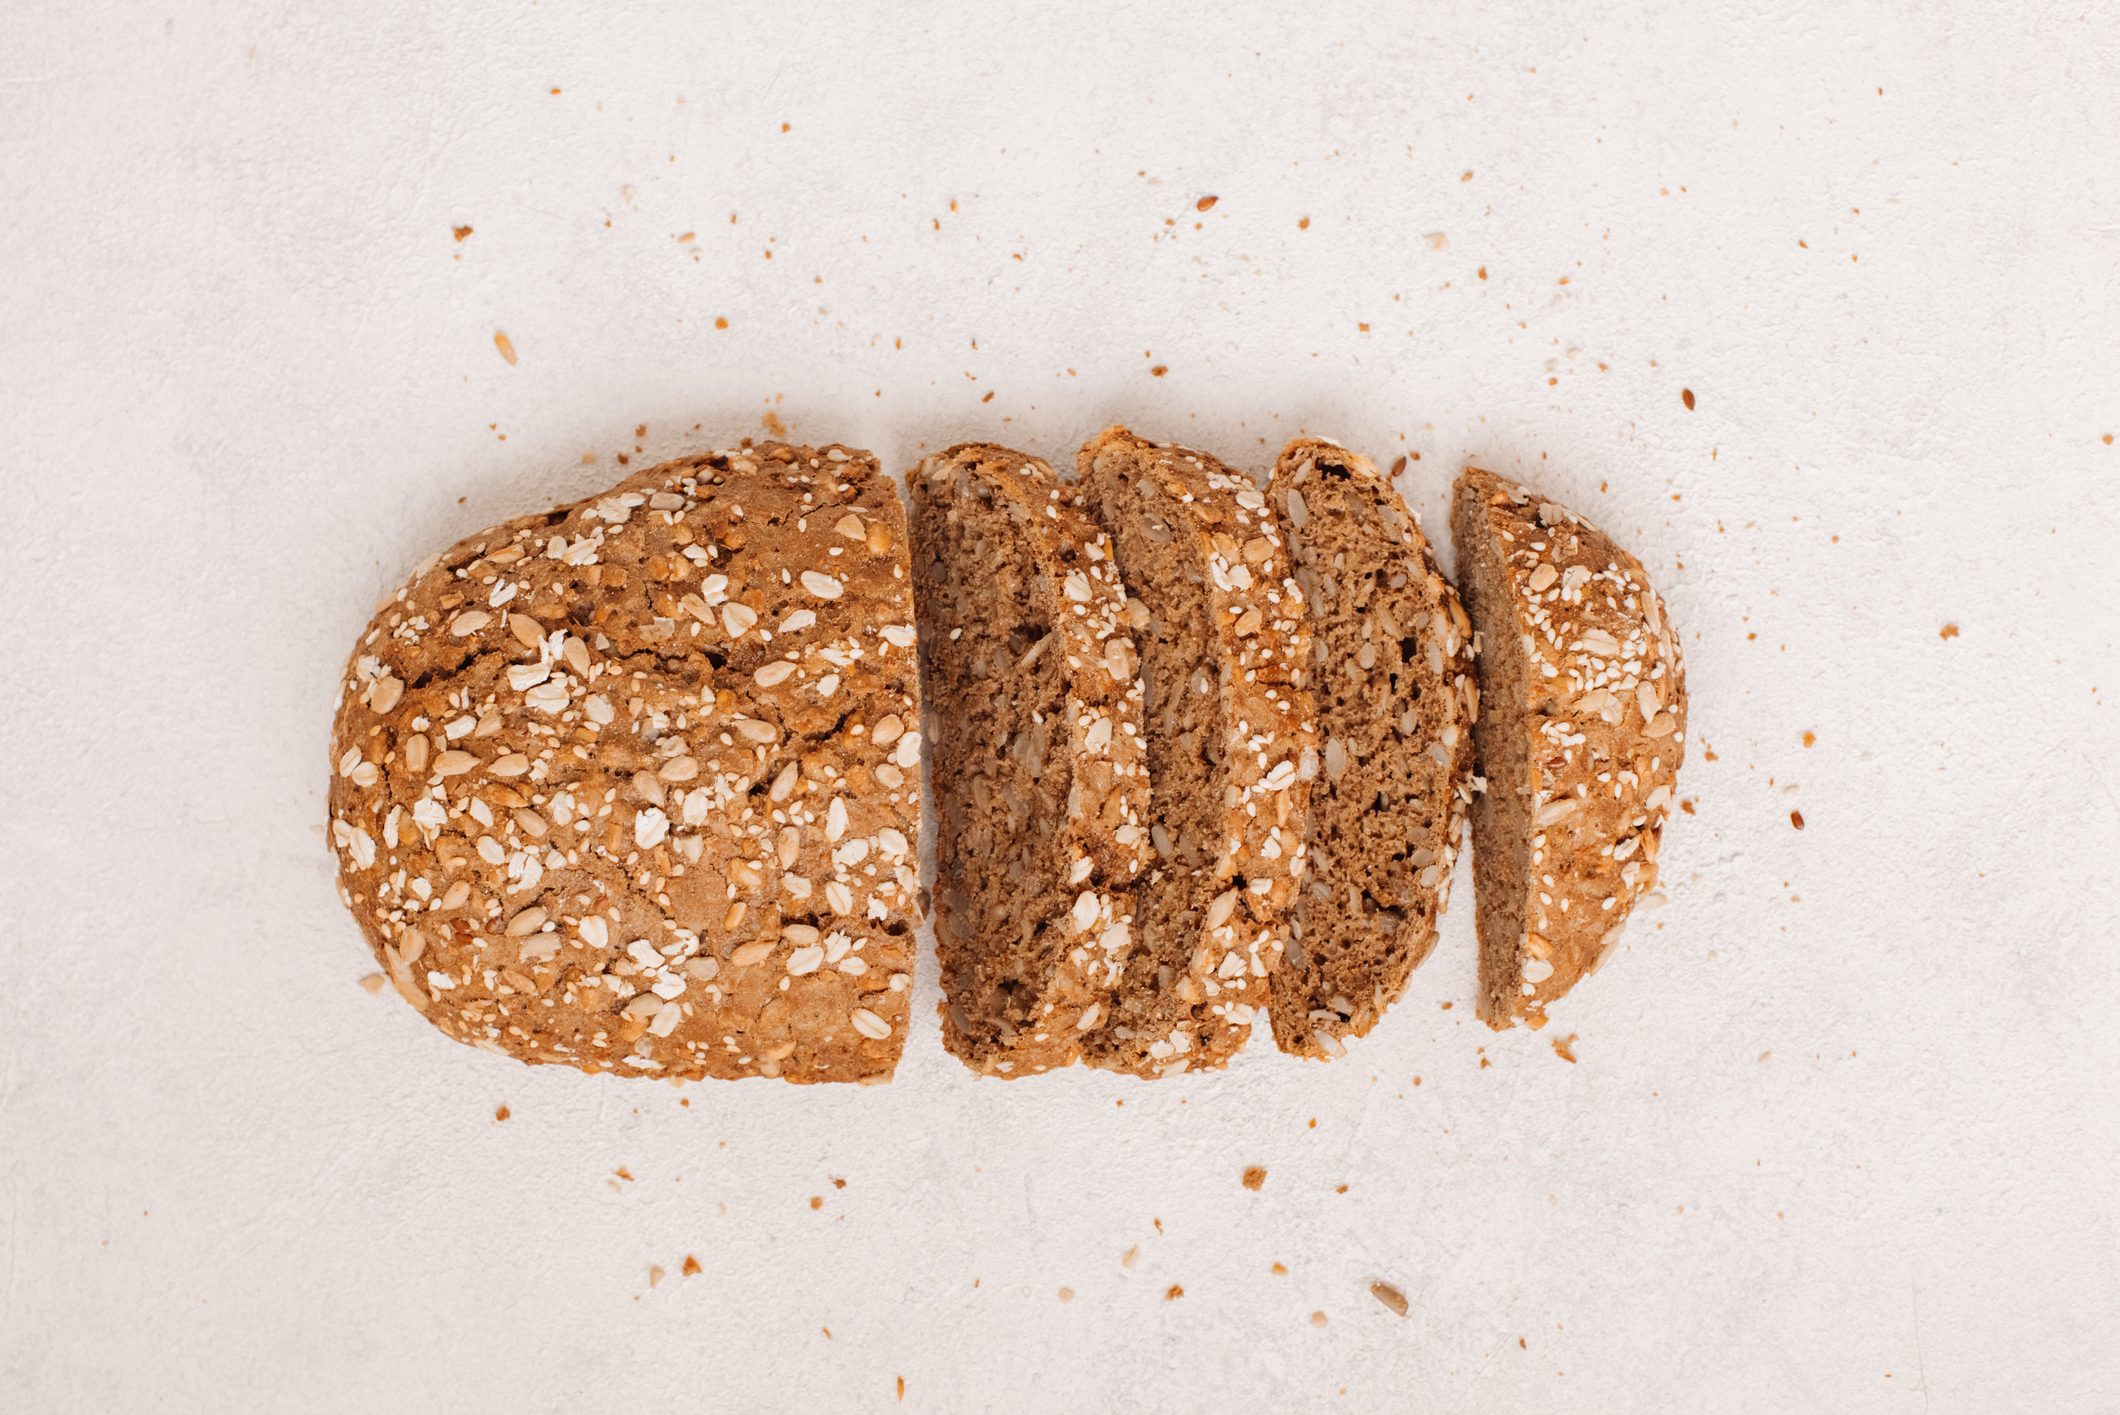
[3,2,2117,1411]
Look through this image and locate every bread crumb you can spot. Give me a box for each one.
[896,1376,905,1402]
[1057,1286,1074,1302]
[1939,623,1960,640]
[1370,1281,1409,1317]
[1298,216,1310,230]
[1121,1246,1139,1269]
[1802,731,1816,747]
[1241,1166,1267,1191]
[1310,1311,1328,1327]
[1790,809,1806,830]
[357,972,385,994]
[682,1254,701,1276]
[2104,434,2114,445]
[714,316,729,329]
[1149,365,1168,377]
[809,1195,823,1210]
[1551,1034,1578,1064]
[762,410,787,436]
[494,1104,511,1121]
[1271,1262,1289,1276]
[1681,388,1696,410]
[1423,232,1447,250]
[647,1264,665,1287]
[1477,265,1488,280]
[1165,1284,1184,1301]
[1196,195,1218,212]
[614,1166,634,1182]
[493,331,517,365]
[452,225,473,242]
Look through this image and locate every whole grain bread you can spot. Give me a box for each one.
[911,444,1150,1077]
[327,443,922,1082]
[1450,467,1685,1029]
[1075,427,1318,1075]
[1267,440,1476,1057]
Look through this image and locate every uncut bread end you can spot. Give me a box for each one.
[911,444,1149,1077]
[326,443,922,1083]
[1451,467,1685,1030]
[1075,426,1316,1077]
[1266,440,1475,1058]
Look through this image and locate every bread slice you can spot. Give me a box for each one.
[327,442,922,1082]
[1265,440,1476,1057]
[910,444,1150,1077]
[1075,427,1317,1075]
[1450,468,1686,1028]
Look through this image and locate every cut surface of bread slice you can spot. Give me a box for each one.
[1076,427,1317,1075]
[1451,467,1686,1029]
[911,444,1149,1076]
[1266,440,1476,1057]
[326,443,922,1082]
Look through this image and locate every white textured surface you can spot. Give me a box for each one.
[4,2,2118,1410]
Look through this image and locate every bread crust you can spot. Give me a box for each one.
[911,443,1149,1077]
[327,443,922,1082]
[1267,439,1475,1057]
[1075,427,1317,1075]
[1451,467,1685,1029]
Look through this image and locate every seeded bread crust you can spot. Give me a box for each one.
[327,443,922,1082]
[1076,426,1318,1076]
[1267,440,1476,1058]
[912,444,1150,1077]
[1451,467,1685,1029]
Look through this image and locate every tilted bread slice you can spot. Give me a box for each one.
[1266,440,1476,1057]
[911,444,1150,1076]
[1075,427,1317,1075]
[1451,468,1686,1028]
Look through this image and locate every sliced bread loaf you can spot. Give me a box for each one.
[1075,427,1317,1075]
[1450,468,1686,1029]
[327,442,923,1082]
[1266,440,1476,1057]
[911,443,1150,1077]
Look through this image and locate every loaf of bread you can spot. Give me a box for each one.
[1266,440,1476,1057]
[327,443,922,1081]
[910,444,1150,1076]
[1075,427,1317,1074]
[1450,468,1685,1028]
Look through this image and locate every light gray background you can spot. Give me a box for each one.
[4,2,2116,1411]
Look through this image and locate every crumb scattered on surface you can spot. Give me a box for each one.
[494,1104,510,1121]
[1150,365,1168,377]
[1802,731,1816,747]
[492,331,517,365]
[1790,810,1806,830]
[357,972,385,994]
[897,1376,905,1401]
[1310,1311,1328,1327]
[1121,1246,1140,1269]
[1058,1286,1074,1302]
[1241,1166,1267,1191]
[614,1166,634,1182]
[647,1265,664,1288]
[1165,1284,1184,1301]
[1370,1281,1409,1317]
[809,1195,823,1210]
[1551,1034,1578,1064]
[451,225,473,242]
[1939,623,1960,639]
[682,1254,701,1276]
[1681,388,1696,410]
[1196,195,1218,211]
[1271,1262,1289,1276]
